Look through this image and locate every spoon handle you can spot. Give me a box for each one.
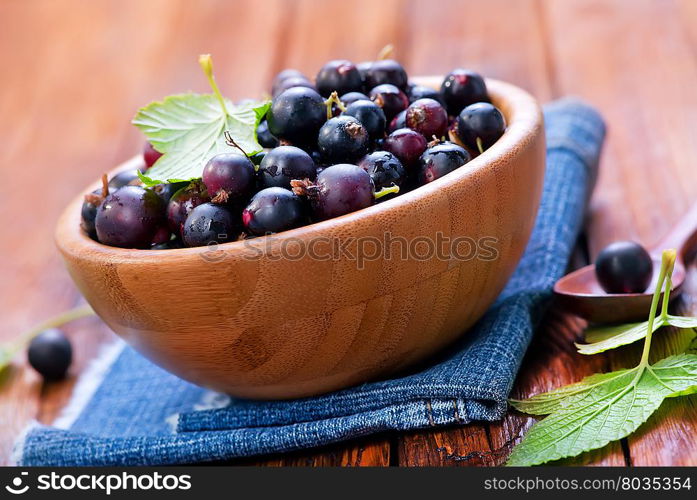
[653,202,697,261]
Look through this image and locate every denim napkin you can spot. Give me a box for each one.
[15,98,605,466]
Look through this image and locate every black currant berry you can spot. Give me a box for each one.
[150,225,172,246]
[358,151,406,194]
[267,87,327,144]
[457,102,506,153]
[151,239,183,250]
[95,186,165,248]
[364,59,408,90]
[317,116,370,164]
[108,170,141,190]
[385,128,428,169]
[408,85,443,105]
[250,151,266,166]
[257,120,279,148]
[143,142,162,169]
[28,329,72,380]
[202,153,256,204]
[272,69,315,97]
[272,77,316,98]
[272,69,304,92]
[340,91,369,106]
[440,69,489,115]
[389,110,407,133]
[418,142,471,184]
[258,146,316,189]
[80,188,107,239]
[152,182,187,205]
[182,202,239,247]
[293,164,375,220]
[343,99,387,140]
[316,60,363,97]
[166,181,210,236]
[242,187,307,235]
[369,84,409,122]
[406,98,448,139]
[595,241,654,294]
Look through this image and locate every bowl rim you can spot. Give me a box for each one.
[56,76,543,263]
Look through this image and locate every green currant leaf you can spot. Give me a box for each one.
[576,320,663,355]
[133,95,270,186]
[506,354,697,466]
[664,314,697,329]
[509,369,634,415]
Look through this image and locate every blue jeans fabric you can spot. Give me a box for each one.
[17,99,605,466]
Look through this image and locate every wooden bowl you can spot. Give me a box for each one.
[55,77,545,399]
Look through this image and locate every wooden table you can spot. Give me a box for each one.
[1,0,696,466]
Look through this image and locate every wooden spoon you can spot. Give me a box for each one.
[554,203,697,323]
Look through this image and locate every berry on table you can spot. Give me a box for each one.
[95,185,165,248]
[182,202,239,247]
[202,153,256,204]
[242,187,307,235]
[369,84,409,122]
[595,241,654,294]
[343,99,387,141]
[317,116,370,164]
[267,87,327,145]
[27,328,72,380]
[384,128,428,169]
[258,145,316,189]
[418,141,471,184]
[316,60,363,97]
[406,98,449,140]
[457,102,506,153]
[440,69,488,115]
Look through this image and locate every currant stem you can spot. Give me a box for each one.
[377,44,395,60]
[224,131,248,157]
[476,137,485,155]
[5,304,96,360]
[660,274,672,319]
[324,91,346,120]
[100,173,109,198]
[199,54,228,116]
[374,184,400,200]
[639,249,676,366]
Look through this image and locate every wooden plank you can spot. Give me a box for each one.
[543,0,697,466]
[394,0,623,466]
[236,439,391,467]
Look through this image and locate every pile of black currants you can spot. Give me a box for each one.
[81,58,506,249]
